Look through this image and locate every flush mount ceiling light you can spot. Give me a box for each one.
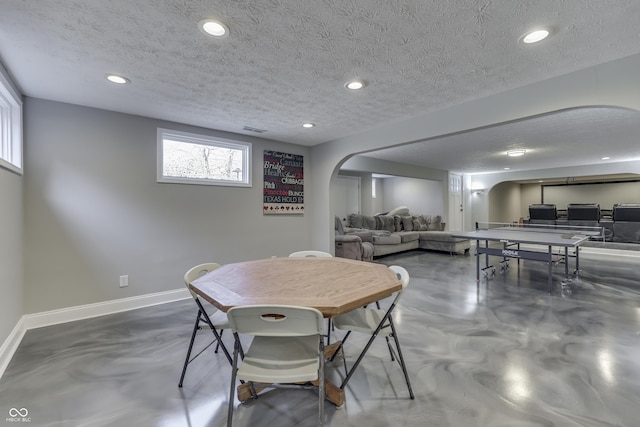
[521,29,550,44]
[601,156,611,160]
[105,74,130,84]
[507,149,527,157]
[199,19,229,38]
[345,80,365,90]
[302,123,315,128]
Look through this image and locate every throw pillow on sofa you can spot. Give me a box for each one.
[349,213,377,230]
[427,215,442,231]
[388,206,410,216]
[401,215,414,231]
[393,215,403,232]
[375,215,395,232]
[411,215,429,231]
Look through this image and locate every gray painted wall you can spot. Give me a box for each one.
[0,169,23,344]
[381,177,443,216]
[543,181,640,209]
[22,98,313,314]
[487,181,522,224]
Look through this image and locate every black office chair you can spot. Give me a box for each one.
[612,204,640,243]
[528,204,557,225]
[567,203,600,227]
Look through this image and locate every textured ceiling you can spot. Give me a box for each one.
[1,0,640,173]
[362,107,640,174]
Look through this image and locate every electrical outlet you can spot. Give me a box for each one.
[119,275,129,288]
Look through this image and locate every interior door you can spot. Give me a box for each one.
[448,174,463,231]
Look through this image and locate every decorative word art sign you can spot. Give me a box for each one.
[263,150,304,215]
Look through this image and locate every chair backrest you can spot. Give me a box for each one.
[288,250,333,258]
[227,305,324,337]
[529,204,557,220]
[335,216,345,235]
[567,203,600,221]
[184,262,221,299]
[388,265,410,290]
[613,203,640,222]
[388,265,410,305]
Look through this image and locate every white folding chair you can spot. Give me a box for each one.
[288,250,334,344]
[288,250,333,258]
[331,265,414,399]
[226,305,325,427]
[178,262,232,388]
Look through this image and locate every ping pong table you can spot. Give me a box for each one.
[452,223,604,293]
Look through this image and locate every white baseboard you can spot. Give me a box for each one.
[0,288,190,379]
[0,316,27,381]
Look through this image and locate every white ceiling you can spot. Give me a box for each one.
[1,0,640,174]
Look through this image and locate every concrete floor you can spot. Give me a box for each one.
[1,249,639,426]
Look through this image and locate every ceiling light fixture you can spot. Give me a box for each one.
[601,156,611,160]
[507,149,527,157]
[302,123,315,128]
[522,29,549,44]
[345,80,365,90]
[199,19,229,38]
[105,74,130,84]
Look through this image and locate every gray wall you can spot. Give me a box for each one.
[488,181,522,224]
[0,169,23,344]
[22,98,313,314]
[340,154,449,218]
[380,176,443,216]
[543,181,640,209]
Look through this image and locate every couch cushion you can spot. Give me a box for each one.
[375,215,396,232]
[419,231,468,242]
[372,233,402,245]
[349,213,376,230]
[398,231,420,243]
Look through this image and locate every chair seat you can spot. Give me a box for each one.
[333,308,391,336]
[203,310,230,329]
[238,335,320,383]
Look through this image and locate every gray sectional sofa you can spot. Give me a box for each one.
[344,210,470,257]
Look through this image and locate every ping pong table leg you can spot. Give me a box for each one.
[475,239,480,282]
[564,247,569,278]
[547,245,553,294]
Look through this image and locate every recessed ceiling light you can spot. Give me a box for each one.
[507,149,527,157]
[345,80,365,90]
[522,29,549,44]
[302,123,315,128]
[106,74,130,84]
[504,168,511,170]
[199,19,229,37]
[601,156,611,160]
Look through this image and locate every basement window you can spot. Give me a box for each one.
[157,128,251,187]
[0,64,22,174]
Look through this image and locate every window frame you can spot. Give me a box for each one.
[0,63,23,175]
[157,128,252,187]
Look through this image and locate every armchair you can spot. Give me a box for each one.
[334,216,374,261]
